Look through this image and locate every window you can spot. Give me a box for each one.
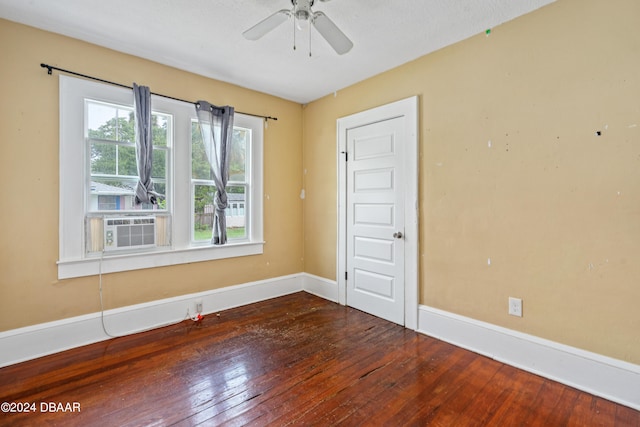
[59,76,264,279]
[87,100,170,213]
[191,122,250,242]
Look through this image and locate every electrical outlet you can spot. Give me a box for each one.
[508,297,523,317]
[196,300,203,314]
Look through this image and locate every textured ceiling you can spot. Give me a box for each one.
[0,0,555,104]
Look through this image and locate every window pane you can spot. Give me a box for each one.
[91,142,117,175]
[153,182,167,209]
[118,145,137,176]
[192,123,248,182]
[117,109,135,142]
[193,183,216,241]
[230,129,248,182]
[193,184,246,241]
[227,185,246,239]
[87,101,135,142]
[192,122,212,180]
[152,114,169,147]
[88,102,118,140]
[90,178,136,211]
[152,149,166,179]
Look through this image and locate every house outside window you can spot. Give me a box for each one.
[58,75,264,279]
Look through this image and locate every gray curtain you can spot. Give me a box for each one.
[133,83,157,205]
[195,101,235,245]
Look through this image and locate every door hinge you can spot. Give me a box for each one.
[341,151,348,161]
[345,271,348,280]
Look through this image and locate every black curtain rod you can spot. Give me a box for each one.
[40,63,278,122]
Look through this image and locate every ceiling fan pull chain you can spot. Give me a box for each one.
[293,15,297,51]
[309,20,312,57]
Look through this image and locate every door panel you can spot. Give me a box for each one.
[353,203,394,226]
[354,269,395,299]
[354,168,394,191]
[353,132,395,160]
[354,237,394,263]
[346,117,405,325]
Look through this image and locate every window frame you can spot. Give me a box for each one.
[58,75,264,280]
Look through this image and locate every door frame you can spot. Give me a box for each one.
[337,96,419,330]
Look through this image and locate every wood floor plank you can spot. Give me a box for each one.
[617,405,640,427]
[567,393,617,427]
[328,337,462,425]
[0,292,637,427]
[332,335,445,425]
[483,368,546,426]
[280,329,415,425]
[371,348,480,425]
[519,379,574,426]
[412,355,504,426]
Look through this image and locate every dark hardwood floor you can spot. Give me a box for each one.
[0,292,638,426]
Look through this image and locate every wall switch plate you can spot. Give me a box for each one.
[508,297,523,317]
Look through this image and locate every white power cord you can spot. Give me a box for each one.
[98,251,194,339]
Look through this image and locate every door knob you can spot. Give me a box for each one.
[393,232,403,239]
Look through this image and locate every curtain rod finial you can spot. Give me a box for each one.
[40,63,53,75]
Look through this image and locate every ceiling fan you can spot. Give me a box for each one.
[242,0,353,55]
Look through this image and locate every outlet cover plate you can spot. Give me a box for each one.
[509,297,523,317]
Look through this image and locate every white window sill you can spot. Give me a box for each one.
[57,241,265,280]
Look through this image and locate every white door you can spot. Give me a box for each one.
[338,96,418,329]
[346,117,406,324]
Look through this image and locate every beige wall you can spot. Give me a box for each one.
[303,0,640,364]
[0,19,303,331]
[2,0,639,366]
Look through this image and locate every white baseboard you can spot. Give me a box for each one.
[418,305,640,411]
[0,273,304,368]
[302,273,339,302]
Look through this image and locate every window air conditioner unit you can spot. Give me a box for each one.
[103,216,156,252]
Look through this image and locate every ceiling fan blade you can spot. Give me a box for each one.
[243,9,290,40]
[312,11,353,55]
